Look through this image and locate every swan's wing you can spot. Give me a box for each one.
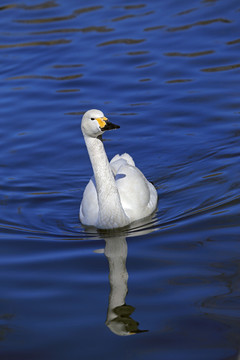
[79,176,99,226]
[110,153,135,174]
[115,163,158,221]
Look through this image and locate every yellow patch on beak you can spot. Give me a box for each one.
[96,117,108,128]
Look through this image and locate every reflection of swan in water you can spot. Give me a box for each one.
[104,235,147,336]
[0,312,14,341]
[94,217,158,336]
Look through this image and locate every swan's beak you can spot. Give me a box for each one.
[96,117,120,131]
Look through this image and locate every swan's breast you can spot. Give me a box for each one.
[79,177,99,226]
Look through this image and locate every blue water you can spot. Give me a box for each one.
[1,0,240,359]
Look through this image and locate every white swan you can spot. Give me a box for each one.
[79,109,158,229]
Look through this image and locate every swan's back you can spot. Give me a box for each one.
[111,153,157,222]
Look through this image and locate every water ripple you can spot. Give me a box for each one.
[167,18,232,32]
[176,8,198,16]
[0,39,71,50]
[144,25,165,31]
[201,63,240,72]
[31,26,114,35]
[6,73,83,81]
[97,38,145,47]
[0,1,58,11]
[166,79,192,84]
[164,50,215,57]
[226,38,240,45]
[112,11,154,22]
[15,6,103,24]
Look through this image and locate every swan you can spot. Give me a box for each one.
[79,109,158,229]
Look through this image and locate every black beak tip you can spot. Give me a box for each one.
[103,121,120,131]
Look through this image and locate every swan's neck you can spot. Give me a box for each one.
[84,135,129,228]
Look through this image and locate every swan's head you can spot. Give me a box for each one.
[81,109,120,138]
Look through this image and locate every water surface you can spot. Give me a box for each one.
[0,0,240,359]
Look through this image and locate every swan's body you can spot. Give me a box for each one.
[80,109,158,229]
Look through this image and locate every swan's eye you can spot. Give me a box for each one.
[91,117,95,120]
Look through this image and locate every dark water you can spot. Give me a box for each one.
[1,0,240,359]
